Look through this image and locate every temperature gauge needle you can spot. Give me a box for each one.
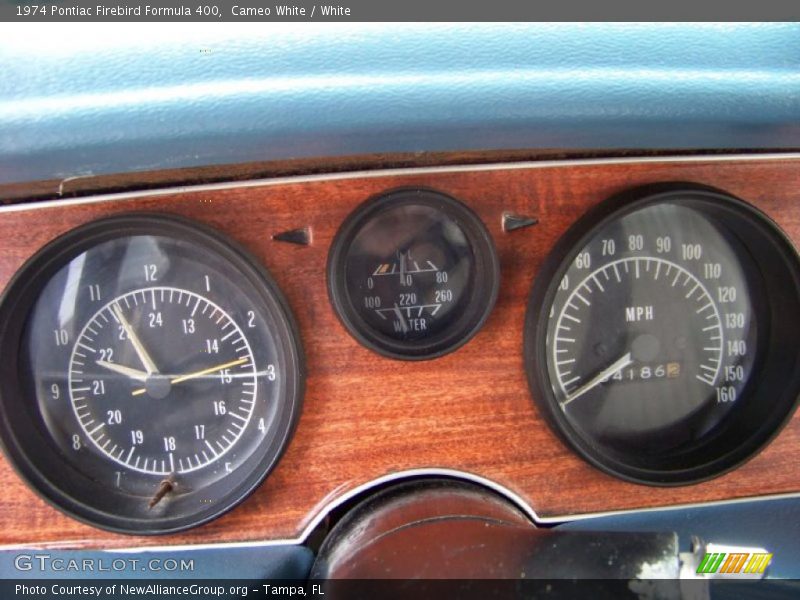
[131,357,248,396]
[113,303,159,375]
[562,352,633,407]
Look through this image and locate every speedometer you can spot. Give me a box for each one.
[0,214,304,533]
[525,184,800,485]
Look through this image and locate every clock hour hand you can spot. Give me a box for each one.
[95,360,149,382]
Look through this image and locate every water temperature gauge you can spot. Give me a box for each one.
[328,189,499,359]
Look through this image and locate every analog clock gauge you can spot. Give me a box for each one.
[0,214,304,533]
[525,185,800,485]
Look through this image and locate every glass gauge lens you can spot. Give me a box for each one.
[525,185,800,485]
[0,214,304,533]
[328,189,499,360]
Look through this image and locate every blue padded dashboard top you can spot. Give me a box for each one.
[0,23,799,185]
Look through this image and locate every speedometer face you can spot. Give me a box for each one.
[552,250,752,445]
[525,185,800,484]
[0,214,304,533]
[328,189,499,359]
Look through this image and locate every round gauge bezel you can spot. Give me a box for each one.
[327,188,500,360]
[524,183,800,486]
[0,213,305,534]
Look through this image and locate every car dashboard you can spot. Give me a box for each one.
[0,22,799,589]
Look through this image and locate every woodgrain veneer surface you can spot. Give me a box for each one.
[0,155,798,548]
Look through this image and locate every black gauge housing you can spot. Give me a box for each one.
[524,184,800,485]
[0,213,305,533]
[328,188,500,360]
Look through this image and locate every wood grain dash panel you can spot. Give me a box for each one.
[0,155,799,549]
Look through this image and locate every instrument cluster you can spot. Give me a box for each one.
[1,181,799,534]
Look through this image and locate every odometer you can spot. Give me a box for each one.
[525,184,800,484]
[0,214,304,533]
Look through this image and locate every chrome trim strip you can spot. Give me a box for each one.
[2,152,800,214]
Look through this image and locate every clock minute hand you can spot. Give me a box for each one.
[112,303,159,375]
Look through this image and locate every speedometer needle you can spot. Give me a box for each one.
[131,357,248,396]
[562,352,633,407]
[113,303,159,375]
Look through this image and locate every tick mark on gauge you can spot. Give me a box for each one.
[205,440,218,457]
[696,374,716,387]
[697,302,714,314]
